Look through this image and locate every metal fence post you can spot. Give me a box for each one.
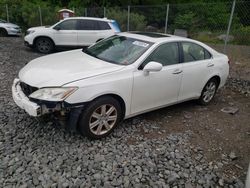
[127,5,130,31]
[224,0,236,53]
[104,7,106,18]
[164,4,169,34]
[38,6,43,26]
[6,4,9,22]
[85,8,87,17]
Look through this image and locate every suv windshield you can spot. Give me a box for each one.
[84,35,153,65]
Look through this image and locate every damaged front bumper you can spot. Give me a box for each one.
[12,78,41,116]
[12,79,85,130]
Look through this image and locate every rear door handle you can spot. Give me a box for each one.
[172,69,183,74]
[207,63,214,67]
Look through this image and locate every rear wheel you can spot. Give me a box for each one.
[35,37,54,53]
[198,78,218,105]
[78,96,122,139]
[0,28,7,37]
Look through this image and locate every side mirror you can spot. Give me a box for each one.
[143,61,163,75]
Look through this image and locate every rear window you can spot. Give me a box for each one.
[77,20,99,30]
[98,21,111,30]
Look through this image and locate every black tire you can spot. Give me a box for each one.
[198,78,218,105]
[35,37,54,54]
[0,28,8,37]
[78,96,122,139]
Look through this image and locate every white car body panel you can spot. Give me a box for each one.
[14,32,229,119]
[53,29,78,46]
[19,50,124,87]
[77,30,113,46]
[131,64,183,114]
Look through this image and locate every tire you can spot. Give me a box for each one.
[35,37,54,54]
[198,78,218,105]
[0,28,8,37]
[78,96,122,139]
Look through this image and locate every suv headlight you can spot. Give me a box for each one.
[29,87,78,101]
[26,30,35,35]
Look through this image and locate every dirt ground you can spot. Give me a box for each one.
[0,36,249,183]
[132,87,250,181]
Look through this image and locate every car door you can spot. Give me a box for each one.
[131,42,183,114]
[53,19,78,46]
[77,19,101,46]
[178,42,214,101]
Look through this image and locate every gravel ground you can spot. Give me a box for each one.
[0,37,249,187]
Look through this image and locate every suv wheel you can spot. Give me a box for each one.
[35,37,54,53]
[198,78,218,105]
[78,96,122,139]
[0,28,7,37]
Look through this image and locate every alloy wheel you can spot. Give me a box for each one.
[36,38,52,53]
[202,81,217,103]
[89,104,118,136]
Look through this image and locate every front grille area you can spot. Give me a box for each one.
[20,82,38,97]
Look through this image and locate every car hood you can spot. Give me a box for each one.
[3,23,19,28]
[19,49,124,88]
[27,26,47,31]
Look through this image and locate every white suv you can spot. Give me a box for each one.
[24,17,121,53]
[0,19,22,36]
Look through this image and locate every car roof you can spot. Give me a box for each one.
[118,32,193,43]
[64,17,113,22]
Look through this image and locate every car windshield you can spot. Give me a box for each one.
[84,35,153,65]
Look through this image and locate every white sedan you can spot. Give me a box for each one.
[12,32,229,139]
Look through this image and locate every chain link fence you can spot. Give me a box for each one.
[0,1,249,51]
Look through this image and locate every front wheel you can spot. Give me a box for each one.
[0,28,7,37]
[78,96,122,139]
[35,37,54,53]
[198,78,218,105]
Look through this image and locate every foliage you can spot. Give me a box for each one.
[106,7,146,31]
[232,26,250,45]
[174,11,196,30]
[0,0,249,45]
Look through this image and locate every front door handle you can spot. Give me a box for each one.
[207,63,214,67]
[172,69,183,74]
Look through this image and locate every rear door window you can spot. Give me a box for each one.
[98,21,111,30]
[77,20,99,30]
[182,42,212,63]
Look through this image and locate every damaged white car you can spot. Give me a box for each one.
[12,32,229,139]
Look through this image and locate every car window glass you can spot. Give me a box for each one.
[85,35,153,65]
[98,21,111,30]
[141,42,179,68]
[77,20,99,30]
[182,42,211,62]
[205,49,212,59]
[57,19,77,30]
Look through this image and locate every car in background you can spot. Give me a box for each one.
[24,17,121,53]
[12,32,229,139]
[0,19,22,37]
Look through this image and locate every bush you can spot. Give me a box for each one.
[232,26,250,45]
[107,7,146,31]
